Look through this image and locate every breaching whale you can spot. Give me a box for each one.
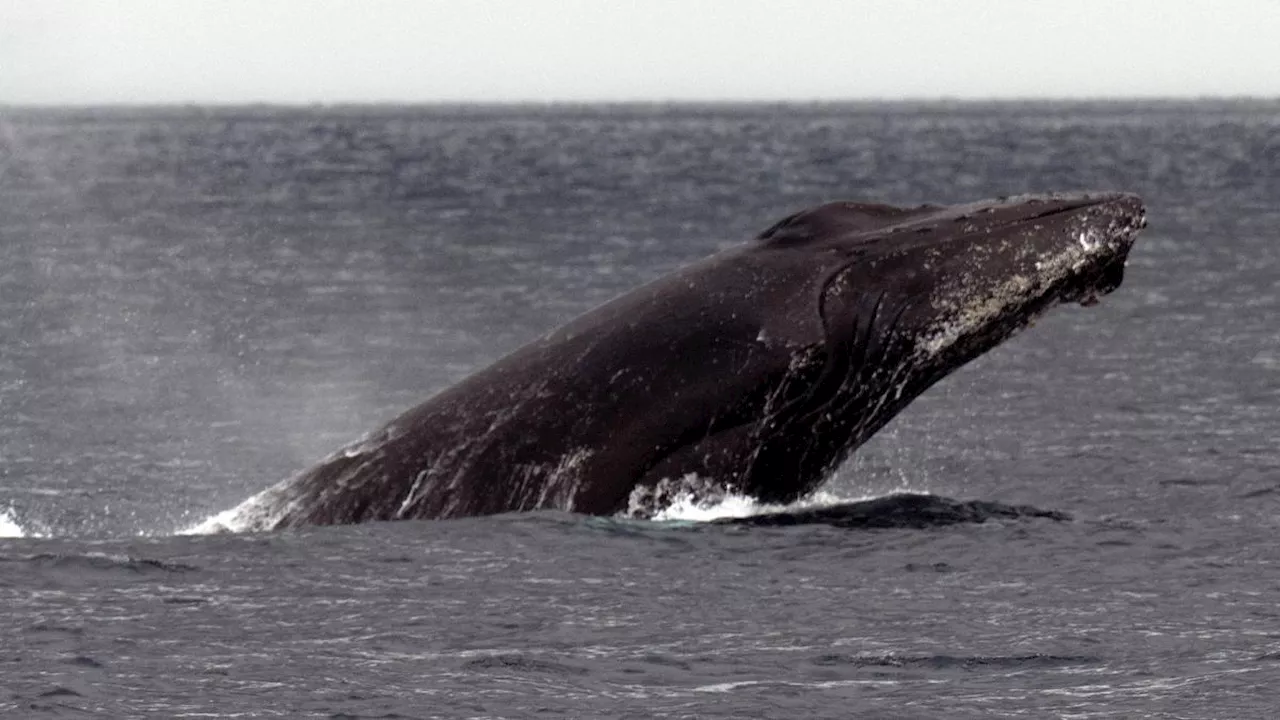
[230,192,1146,530]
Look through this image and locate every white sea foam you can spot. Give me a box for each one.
[1,507,39,538]
[650,488,886,523]
[178,508,245,536]
[178,489,285,535]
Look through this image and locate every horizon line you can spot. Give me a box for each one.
[3,94,1279,111]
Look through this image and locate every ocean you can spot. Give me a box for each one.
[1,101,1278,718]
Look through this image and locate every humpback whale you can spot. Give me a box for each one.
[233,192,1146,530]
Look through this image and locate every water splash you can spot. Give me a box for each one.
[651,488,889,523]
[177,489,284,535]
[0,508,25,538]
[1,507,43,538]
[178,507,246,536]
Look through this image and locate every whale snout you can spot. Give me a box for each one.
[1061,193,1145,306]
[1085,192,1147,244]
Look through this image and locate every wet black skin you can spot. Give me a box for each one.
[260,192,1146,528]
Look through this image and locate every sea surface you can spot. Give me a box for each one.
[1,101,1278,718]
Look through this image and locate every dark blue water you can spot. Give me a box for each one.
[2,102,1279,717]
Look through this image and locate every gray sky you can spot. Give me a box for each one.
[2,0,1277,104]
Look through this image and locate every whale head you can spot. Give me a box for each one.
[816,193,1147,363]
[732,192,1146,503]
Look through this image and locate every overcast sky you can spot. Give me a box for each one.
[2,0,1277,104]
